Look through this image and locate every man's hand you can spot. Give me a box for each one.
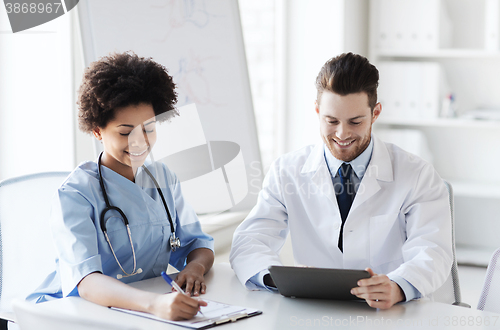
[263,274,276,288]
[350,268,405,309]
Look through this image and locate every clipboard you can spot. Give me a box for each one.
[111,299,262,329]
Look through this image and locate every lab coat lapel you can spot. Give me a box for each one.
[302,144,338,208]
[350,135,393,213]
[301,144,343,260]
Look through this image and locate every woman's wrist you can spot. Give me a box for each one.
[144,292,162,314]
[186,260,206,275]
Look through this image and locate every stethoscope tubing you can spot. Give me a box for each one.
[97,152,176,235]
[97,152,181,265]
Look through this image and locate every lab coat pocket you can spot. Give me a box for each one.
[369,213,404,270]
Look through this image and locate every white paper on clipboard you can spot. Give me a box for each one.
[111,300,262,329]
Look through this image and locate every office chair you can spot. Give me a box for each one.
[0,172,70,328]
[431,181,470,307]
[477,247,500,313]
[12,299,139,330]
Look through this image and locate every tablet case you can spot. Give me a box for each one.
[268,266,370,300]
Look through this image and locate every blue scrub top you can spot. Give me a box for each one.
[27,160,214,303]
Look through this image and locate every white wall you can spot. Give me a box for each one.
[239,0,277,171]
[0,7,74,180]
[71,8,96,166]
[344,0,369,56]
[279,0,369,154]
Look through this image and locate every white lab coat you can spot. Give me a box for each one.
[230,135,452,297]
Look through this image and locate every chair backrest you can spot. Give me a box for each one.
[0,172,70,318]
[432,181,469,306]
[12,299,139,330]
[477,248,500,313]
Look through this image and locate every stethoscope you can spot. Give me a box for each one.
[97,152,181,279]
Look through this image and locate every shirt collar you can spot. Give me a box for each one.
[324,135,374,179]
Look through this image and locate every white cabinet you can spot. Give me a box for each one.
[369,0,500,265]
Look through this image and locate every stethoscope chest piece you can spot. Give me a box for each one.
[170,233,181,251]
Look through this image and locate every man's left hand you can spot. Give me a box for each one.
[350,268,404,309]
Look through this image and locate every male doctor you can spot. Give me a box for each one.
[230,53,452,309]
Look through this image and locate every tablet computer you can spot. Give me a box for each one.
[268,265,371,300]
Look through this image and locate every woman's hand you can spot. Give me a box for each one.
[78,272,206,321]
[175,261,207,296]
[174,248,214,296]
[149,292,207,321]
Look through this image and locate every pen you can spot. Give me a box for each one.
[161,271,186,294]
[161,271,205,316]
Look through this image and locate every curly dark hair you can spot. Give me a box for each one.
[78,52,178,133]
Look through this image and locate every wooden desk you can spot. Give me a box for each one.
[28,263,500,329]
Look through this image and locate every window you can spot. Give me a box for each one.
[0,6,74,180]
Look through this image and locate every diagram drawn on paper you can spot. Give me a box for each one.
[151,0,222,41]
[172,51,226,107]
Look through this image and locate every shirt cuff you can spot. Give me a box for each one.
[246,269,279,292]
[390,275,421,302]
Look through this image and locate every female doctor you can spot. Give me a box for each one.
[27,52,214,321]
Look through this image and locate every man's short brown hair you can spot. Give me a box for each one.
[315,53,379,110]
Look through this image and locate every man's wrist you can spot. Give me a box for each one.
[263,274,276,288]
[389,275,421,302]
[392,281,405,303]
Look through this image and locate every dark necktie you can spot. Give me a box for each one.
[336,163,354,252]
